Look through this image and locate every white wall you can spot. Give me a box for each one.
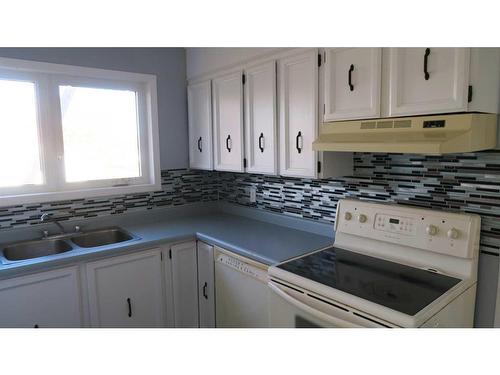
[0,48,188,170]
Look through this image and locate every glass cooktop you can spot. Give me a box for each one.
[277,247,461,316]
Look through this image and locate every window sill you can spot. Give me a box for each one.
[0,182,162,208]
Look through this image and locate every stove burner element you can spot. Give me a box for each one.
[277,247,461,316]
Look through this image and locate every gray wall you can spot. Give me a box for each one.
[0,48,188,170]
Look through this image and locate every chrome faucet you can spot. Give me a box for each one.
[40,212,67,235]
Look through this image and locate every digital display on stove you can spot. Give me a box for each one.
[389,218,399,224]
[277,247,461,316]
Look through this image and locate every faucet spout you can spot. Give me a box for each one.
[40,212,67,234]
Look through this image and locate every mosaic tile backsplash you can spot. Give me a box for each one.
[2,151,500,259]
[1,151,498,326]
[0,169,218,231]
[219,151,500,257]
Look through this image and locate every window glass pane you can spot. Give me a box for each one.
[59,85,141,183]
[0,79,43,188]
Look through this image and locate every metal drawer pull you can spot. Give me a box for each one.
[197,136,202,152]
[348,64,354,91]
[296,131,303,154]
[127,297,132,318]
[203,282,208,300]
[258,133,264,152]
[424,48,430,80]
[226,135,231,152]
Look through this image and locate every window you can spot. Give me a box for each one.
[0,58,160,206]
[59,85,141,183]
[0,78,43,188]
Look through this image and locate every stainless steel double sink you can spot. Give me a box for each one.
[0,227,139,264]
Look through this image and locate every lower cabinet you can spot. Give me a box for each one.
[0,240,215,328]
[197,241,215,328]
[167,241,199,327]
[164,240,215,328]
[0,266,83,328]
[86,248,164,328]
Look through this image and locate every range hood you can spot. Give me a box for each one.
[312,113,498,154]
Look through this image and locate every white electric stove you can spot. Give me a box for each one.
[268,199,481,328]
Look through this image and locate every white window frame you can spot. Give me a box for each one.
[0,57,161,207]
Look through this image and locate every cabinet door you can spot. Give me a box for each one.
[278,50,318,178]
[323,48,381,121]
[188,80,213,170]
[86,249,164,328]
[212,71,244,172]
[197,241,215,328]
[244,61,278,175]
[170,241,199,327]
[388,48,470,116]
[0,266,82,328]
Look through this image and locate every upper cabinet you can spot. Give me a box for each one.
[212,71,245,172]
[388,48,470,116]
[186,48,358,179]
[244,61,278,175]
[323,48,382,121]
[188,80,213,170]
[211,63,278,175]
[320,47,500,121]
[278,50,318,178]
[187,49,500,169]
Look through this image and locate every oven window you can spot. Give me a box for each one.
[295,316,322,328]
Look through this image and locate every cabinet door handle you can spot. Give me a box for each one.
[197,136,202,152]
[424,48,430,80]
[127,297,132,318]
[258,133,264,153]
[348,64,354,91]
[296,131,302,154]
[203,282,208,300]
[226,135,231,152]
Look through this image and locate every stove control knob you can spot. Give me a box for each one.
[358,214,367,223]
[344,212,352,221]
[447,228,460,239]
[426,225,439,236]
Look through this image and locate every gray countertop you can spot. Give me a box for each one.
[0,203,334,278]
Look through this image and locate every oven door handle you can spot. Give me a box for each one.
[268,282,361,328]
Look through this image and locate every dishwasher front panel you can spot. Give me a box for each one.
[214,248,269,328]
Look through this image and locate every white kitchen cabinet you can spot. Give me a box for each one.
[244,61,278,175]
[188,80,213,170]
[197,241,215,328]
[278,49,319,178]
[323,48,381,121]
[86,249,164,328]
[212,71,245,172]
[167,241,199,327]
[388,48,470,116]
[0,266,82,328]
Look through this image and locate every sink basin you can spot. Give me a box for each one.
[2,239,73,262]
[70,227,136,248]
[0,227,139,264]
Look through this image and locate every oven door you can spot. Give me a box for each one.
[268,280,390,328]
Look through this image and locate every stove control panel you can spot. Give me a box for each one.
[335,200,481,259]
[374,213,416,236]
